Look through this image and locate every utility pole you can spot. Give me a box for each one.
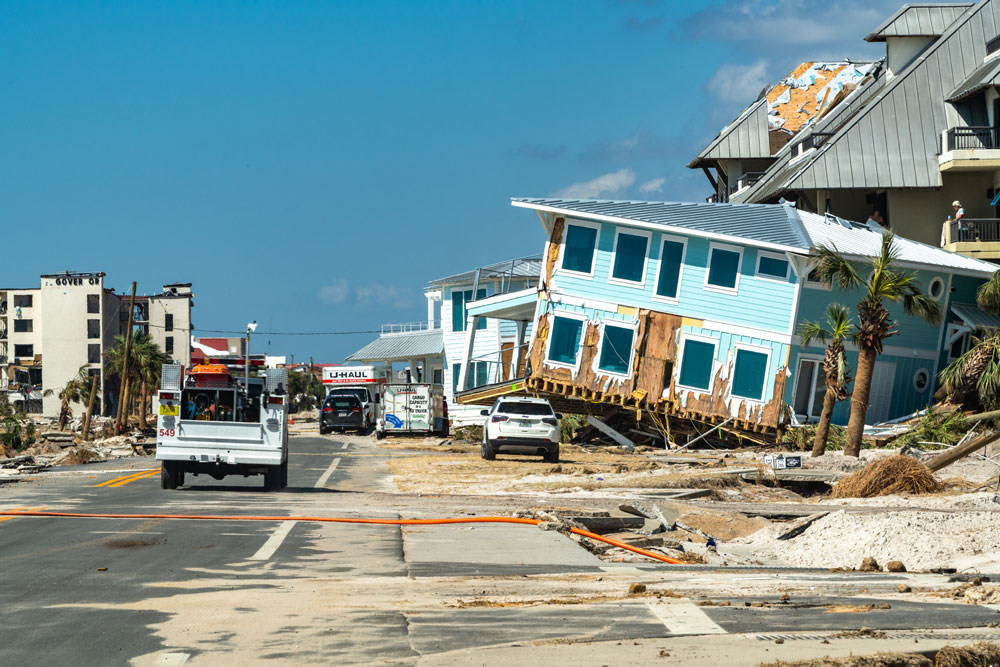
[115,282,137,433]
[81,373,98,440]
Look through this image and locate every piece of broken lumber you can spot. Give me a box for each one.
[925,432,1000,472]
[586,415,635,450]
[776,512,828,541]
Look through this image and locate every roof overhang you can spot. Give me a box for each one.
[511,200,804,254]
[465,288,538,321]
[951,302,1000,330]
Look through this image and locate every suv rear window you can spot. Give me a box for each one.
[325,397,359,409]
[496,401,553,416]
[329,388,369,402]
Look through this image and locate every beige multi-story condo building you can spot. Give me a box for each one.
[0,272,193,418]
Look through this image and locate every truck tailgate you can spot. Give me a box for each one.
[158,420,283,465]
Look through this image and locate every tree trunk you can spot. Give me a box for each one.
[139,382,147,428]
[120,377,131,430]
[82,374,98,440]
[811,386,839,457]
[844,346,877,457]
[58,401,68,431]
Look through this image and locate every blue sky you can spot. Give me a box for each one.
[1,0,902,362]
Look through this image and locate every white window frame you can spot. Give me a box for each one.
[803,262,832,291]
[928,276,945,301]
[675,333,720,393]
[703,242,744,295]
[558,219,602,278]
[652,234,687,304]
[593,320,638,379]
[728,343,773,404]
[544,310,588,372]
[912,368,931,392]
[754,250,791,282]
[607,227,652,288]
[946,324,971,362]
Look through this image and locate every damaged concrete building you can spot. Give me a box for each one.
[694,1,1000,262]
[453,199,998,434]
[0,272,193,418]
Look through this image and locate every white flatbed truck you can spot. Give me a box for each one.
[155,363,290,490]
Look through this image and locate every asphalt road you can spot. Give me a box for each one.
[1,434,998,666]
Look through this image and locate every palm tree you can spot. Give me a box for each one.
[104,331,172,427]
[813,233,941,456]
[799,304,855,457]
[939,269,1000,410]
[56,365,91,431]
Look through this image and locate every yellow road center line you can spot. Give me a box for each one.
[108,470,159,487]
[94,469,157,488]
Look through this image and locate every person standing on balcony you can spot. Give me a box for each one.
[942,200,965,245]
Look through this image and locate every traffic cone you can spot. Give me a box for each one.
[288,416,294,425]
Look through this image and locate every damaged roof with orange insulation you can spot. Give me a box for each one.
[766,61,878,133]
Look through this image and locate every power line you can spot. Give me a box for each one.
[138,322,380,336]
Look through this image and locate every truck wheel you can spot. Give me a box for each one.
[481,439,496,461]
[160,462,177,490]
[176,469,186,487]
[264,466,282,491]
[543,445,560,464]
[376,428,386,440]
[280,460,288,489]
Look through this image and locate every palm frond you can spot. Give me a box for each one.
[825,303,855,341]
[977,270,1000,314]
[902,291,943,325]
[813,244,862,291]
[798,321,830,348]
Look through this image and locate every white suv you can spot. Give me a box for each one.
[480,397,561,463]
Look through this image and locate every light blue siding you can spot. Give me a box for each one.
[678,324,787,404]
[551,220,798,334]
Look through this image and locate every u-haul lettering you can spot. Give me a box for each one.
[322,366,384,385]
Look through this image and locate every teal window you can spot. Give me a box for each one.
[548,316,583,365]
[756,253,790,280]
[432,369,443,385]
[706,246,741,290]
[451,289,487,332]
[474,361,489,387]
[562,224,598,274]
[452,363,462,392]
[598,325,634,375]
[656,239,685,299]
[611,232,648,283]
[678,339,716,391]
[731,348,769,401]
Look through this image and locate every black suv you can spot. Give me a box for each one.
[320,394,364,434]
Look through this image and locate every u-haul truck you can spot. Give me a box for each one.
[156,363,289,490]
[321,365,387,436]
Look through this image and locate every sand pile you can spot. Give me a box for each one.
[734,508,1000,570]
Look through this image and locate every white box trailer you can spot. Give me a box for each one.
[155,364,290,490]
[378,383,447,438]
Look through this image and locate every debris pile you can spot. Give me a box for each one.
[832,455,940,498]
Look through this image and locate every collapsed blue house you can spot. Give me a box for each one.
[453,199,998,433]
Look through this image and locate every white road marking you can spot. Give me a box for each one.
[340,442,349,450]
[645,600,727,635]
[249,521,297,561]
[314,457,341,488]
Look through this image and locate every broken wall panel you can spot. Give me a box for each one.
[526,301,791,431]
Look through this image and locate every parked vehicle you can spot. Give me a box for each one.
[322,365,385,435]
[156,363,289,490]
[378,383,447,438]
[480,397,560,462]
[320,393,366,434]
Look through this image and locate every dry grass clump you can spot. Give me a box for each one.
[760,653,929,666]
[60,447,102,466]
[934,642,1000,667]
[832,454,940,499]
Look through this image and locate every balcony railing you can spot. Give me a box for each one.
[944,126,997,151]
[800,131,836,152]
[948,218,1000,243]
[381,321,440,335]
[469,256,542,303]
[729,172,764,195]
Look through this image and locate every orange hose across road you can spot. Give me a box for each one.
[0,510,687,565]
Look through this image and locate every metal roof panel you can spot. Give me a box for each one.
[345,331,444,362]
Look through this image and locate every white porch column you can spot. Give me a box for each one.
[514,320,528,380]
[458,316,481,392]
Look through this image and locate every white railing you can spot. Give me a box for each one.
[381,321,441,335]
